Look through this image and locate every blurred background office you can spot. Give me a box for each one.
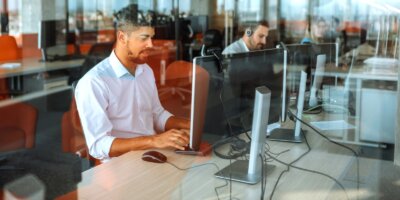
[1,0,400,199]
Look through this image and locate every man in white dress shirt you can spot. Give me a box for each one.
[222,21,269,55]
[75,5,190,162]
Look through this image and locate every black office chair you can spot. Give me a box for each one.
[81,42,114,76]
[69,42,114,84]
[200,29,223,56]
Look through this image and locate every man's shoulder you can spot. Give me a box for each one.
[78,58,112,87]
[222,39,245,55]
[83,58,113,78]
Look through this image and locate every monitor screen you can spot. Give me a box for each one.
[311,42,338,66]
[38,19,67,49]
[193,48,287,137]
[186,15,208,34]
[284,43,313,94]
[284,43,337,94]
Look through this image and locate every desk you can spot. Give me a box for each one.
[320,64,397,147]
[58,135,370,200]
[0,58,84,108]
[0,58,84,78]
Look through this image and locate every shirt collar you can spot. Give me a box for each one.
[109,51,144,78]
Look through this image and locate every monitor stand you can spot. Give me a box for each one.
[268,71,307,143]
[215,86,275,184]
[175,141,212,156]
[215,159,275,184]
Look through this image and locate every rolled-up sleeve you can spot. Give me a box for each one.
[75,77,116,160]
[152,85,173,132]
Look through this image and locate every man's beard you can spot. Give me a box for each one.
[127,49,148,64]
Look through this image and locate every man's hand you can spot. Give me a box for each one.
[152,129,190,150]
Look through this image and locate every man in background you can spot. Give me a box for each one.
[222,21,269,55]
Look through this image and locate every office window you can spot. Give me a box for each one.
[6,0,19,35]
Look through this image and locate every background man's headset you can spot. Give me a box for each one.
[245,27,253,37]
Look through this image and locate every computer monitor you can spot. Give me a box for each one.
[283,42,337,101]
[186,15,209,34]
[38,19,68,61]
[226,48,287,130]
[175,64,210,155]
[311,42,339,67]
[284,43,313,94]
[191,48,287,138]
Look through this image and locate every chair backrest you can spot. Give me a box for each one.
[77,42,114,81]
[201,29,222,56]
[0,35,20,61]
[165,60,193,81]
[0,103,38,150]
[70,81,82,133]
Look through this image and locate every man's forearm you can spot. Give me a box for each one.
[165,116,190,131]
[108,136,155,157]
[108,127,190,157]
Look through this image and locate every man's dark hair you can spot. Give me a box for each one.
[245,20,269,32]
[114,4,151,33]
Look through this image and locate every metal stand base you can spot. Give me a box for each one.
[215,160,275,184]
[268,128,303,143]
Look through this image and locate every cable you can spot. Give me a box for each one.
[288,109,359,199]
[265,150,350,200]
[269,128,311,200]
[166,161,229,200]
[289,110,360,200]
[259,154,265,200]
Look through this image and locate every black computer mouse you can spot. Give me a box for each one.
[141,151,167,163]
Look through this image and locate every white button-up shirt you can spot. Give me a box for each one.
[75,51,173,162]
[222,38,249,55]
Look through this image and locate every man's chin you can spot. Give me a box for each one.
[256,45,264,50]
[129,55,148,64]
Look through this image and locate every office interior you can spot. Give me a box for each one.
[0,0,400,199]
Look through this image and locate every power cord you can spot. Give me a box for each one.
[265,150,350,200]
[260,153,267,200]
[288,109,359,199]
[268,128,312,200]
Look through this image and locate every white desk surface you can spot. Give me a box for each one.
[0,57,84,78]
[322,64,398,81]
[58,132,379,200]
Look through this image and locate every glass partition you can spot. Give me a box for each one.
[0,0,399,199]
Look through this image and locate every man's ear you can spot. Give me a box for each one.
[117,30,127,45]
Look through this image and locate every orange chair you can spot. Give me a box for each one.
[0,35,20,61]
[0,103,38,152]
[0,35,21,100]
[61,97,86,156]
[61,94,101,166]
[158,60,193,101]
[146,40,176,87]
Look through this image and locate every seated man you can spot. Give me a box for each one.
[222,21,269,55]
[75,5,190,163]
